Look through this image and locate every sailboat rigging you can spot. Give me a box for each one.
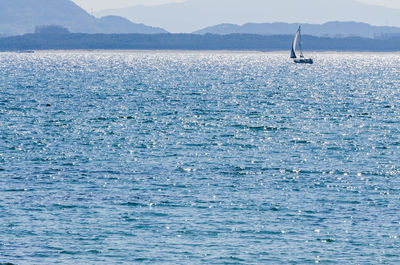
[290,26,313,64]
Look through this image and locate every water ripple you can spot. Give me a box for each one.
[1,51,400,264]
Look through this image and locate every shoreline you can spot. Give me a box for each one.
[1,33,400,53]
[3,49,400,54]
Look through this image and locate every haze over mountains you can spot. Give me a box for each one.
[2,0,400,38]
[95,0,400,33]
[0,0,166,36]
[194,22,400,39]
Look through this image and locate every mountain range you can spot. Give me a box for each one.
[95,0,400,33]
[3,0,400,38]
[0,0,166,36]
[194,22,400,39]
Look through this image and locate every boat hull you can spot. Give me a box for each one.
[294,58,313,64]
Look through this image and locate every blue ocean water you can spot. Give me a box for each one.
[1,51,400,264]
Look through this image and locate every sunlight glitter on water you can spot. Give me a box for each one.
[1,51,400,264]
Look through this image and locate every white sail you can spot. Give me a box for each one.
[290,29,299,59]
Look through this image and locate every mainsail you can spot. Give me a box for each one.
[290,28,299,59]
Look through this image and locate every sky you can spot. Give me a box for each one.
[71,0,400,12]
[71,0,184,12]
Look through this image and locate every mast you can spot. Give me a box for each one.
[298,26,304,58]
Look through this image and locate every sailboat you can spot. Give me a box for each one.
[290,26,313,64]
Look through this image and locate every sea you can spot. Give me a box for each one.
[1,51,400,264]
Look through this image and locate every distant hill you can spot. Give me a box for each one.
[95,0,400,33]
[1,33,400,52]
[0,0,167,36]
[194,22,400,39]
[97,16,167,34]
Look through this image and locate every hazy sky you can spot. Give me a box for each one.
[72,0,184,12]
[72,0,400,12]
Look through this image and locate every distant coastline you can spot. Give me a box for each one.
[8,50,400,55]
[1,33,400,52]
